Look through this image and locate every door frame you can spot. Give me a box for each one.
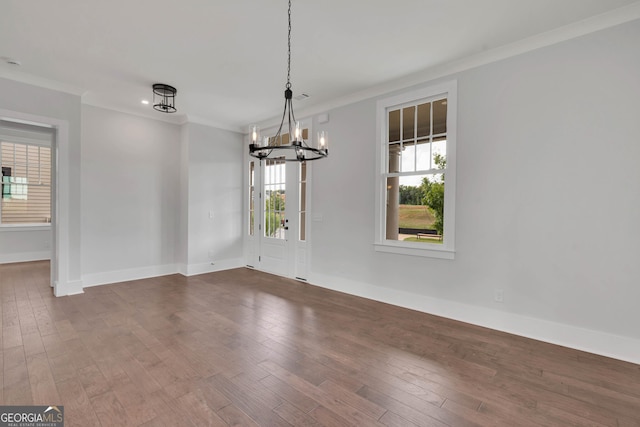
[0,108,70,296]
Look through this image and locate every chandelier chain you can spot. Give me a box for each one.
[248,0,328,162]
[286,0,292,89]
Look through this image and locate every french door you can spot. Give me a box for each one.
[246,157,309,280]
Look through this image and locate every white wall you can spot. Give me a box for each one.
[0,77,82,295]
[0,227,50,264]
[177,123,190,273]
[183,122,244,275]
[81,105,181,286]
[307,20,640,363]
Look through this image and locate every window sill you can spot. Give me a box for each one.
[0,224,51,232]
[374,242,455,260]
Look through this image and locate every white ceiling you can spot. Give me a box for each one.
[1,0,639,132]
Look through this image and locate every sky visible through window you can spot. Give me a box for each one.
[398,139,446,187]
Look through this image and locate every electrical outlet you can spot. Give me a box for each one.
[494,289,504,303]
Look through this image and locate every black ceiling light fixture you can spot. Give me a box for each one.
[249,0,328,162]
[152,83,177,113]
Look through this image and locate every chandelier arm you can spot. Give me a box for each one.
[273,97,289,142]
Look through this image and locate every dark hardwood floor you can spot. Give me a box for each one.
[1,261,639,426]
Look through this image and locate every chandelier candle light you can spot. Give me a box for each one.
[249,0,328,162]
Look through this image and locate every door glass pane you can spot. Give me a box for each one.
[264,157,285,239]
[249,161,255,236]
[299,161,306,241]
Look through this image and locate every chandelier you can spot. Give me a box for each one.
[249,0,328,162]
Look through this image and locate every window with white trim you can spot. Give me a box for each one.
[1,141,52,225]
[375,81,457,259]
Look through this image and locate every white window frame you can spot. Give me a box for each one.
[374,80,457,259]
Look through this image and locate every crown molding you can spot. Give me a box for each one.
[254,3,640,130]
[81,96,187,125]
[0,69,85,97]
[183,114,244,134]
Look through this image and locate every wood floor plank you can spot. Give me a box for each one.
[26,352,60,404]
[3,345,29,389]
[176,391,229,427]
[0,261,639,426]
[111,377,159,426]
[207,373,292,426]
[272,401,323,427]
[77,364,111,399]
[2,324,23,349]
[89,390,130,427]
[356,385,449,427]
[259,359,385,426]
[217,403,261,427]
[378,409,422,427]
[318,379,387,421]
[260,373,319,413]
[54,377,101,427]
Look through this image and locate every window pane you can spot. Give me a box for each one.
[415,138,430,171]
[417,102,431,138]
[402,106,415,140]
[1,142,51,224]
[400,141,415,173]
[388,109,400,142]
[388,142,401,173]
[385,174,444,243]
[433,98,447,134]
[432,137,447,169]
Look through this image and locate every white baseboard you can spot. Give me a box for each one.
[308,272,640,365]
[177,263,188,276]
[81,258,244,289]
[52,279,84,296]
[184,258,244,277]
[0,251,50,264]
[82,263,179,288]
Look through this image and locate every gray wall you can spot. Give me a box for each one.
[0,77,82,293]
[81,105,181,284]
[183,122,244,275]
[81,108,244,284]
[306,20,640,362]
